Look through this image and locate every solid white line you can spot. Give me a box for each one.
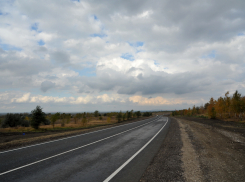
[0,118,161,176]
[0,116,159,154]
[103,118,168,182]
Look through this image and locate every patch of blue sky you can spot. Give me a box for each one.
[38,40,45,46]
[75,67,96,77]
[121,53,134,61]
[201,50,216,59]
[238,33,245,36]
[154,60,160,66]
[90,33,107,38]
[0,43,22,51]
[0,12,8,16]
[31,23,38,31]
[93,15,98,20]
[128,41,144,47]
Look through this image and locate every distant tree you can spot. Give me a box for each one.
[50,112,60,129]
[94,110,99,117]
[66,114,71,124]
[232,90,242,117]
[224,91,231,118]
[192,105,196,115]
[117,111,122,122]
[207,98,216,119]
[131,110,134,118]
[30,106,46,129]
[196,107,200,114]
[204,102,210,110]
[127,111,131,120]
[99,116,103,120]
[60,113,66,127]
[122,113,126,121]
[135,111,141,118]
[187,108,191,116]
[210,107,216,119]
[82,116,87,126]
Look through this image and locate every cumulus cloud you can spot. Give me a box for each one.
[129,96,199,105]
[1,0,245,112]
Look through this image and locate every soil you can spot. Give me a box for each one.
[0,116,152,151]
[140,116,245,182]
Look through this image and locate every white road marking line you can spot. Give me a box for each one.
[0,117,162,176]
[103,118,168,182]
[0,116,159,154]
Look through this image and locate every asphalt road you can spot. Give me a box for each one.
[0,116,170,182]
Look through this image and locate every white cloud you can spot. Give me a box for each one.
[11,93,30,103]
[129,95,199,105]
[1,0,245,112]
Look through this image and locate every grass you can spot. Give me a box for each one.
[0,117,118,133]
[0,112,162,134]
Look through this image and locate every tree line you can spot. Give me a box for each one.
[172,90,245,120]
[1,106,153,129]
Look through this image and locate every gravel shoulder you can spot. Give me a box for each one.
[140,116,245,182]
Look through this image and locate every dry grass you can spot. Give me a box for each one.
[0,116,118,133]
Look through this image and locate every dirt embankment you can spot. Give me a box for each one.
[141,117,245,182]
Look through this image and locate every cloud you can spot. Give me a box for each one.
[1,0,245,112]
[129,95,198,105]
[11,93,30,103]
[40,81,55,92]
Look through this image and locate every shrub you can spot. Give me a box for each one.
[1,113,29,128]
[107,117,111,123]
[143,112,152,117]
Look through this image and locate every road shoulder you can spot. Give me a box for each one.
[140,116,245,182]
[140,117,185,181]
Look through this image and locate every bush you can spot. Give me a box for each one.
[43,118,51,125]
[1,113,29,128]
[143,112,152,117]
[21,120,30,127]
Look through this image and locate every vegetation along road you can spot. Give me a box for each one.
[0,115,170,182]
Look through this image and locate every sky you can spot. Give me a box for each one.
[1,0,245,113]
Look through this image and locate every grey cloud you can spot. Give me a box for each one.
[51,51,70,64]
[36,46,48,52]
[45,75,58,80]
[126,67,143,73]
[41,81,55,92]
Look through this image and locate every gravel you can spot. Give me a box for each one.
[140,116,245,182]
[140,117,185,182]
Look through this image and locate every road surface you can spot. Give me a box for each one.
[0,116,170,182]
